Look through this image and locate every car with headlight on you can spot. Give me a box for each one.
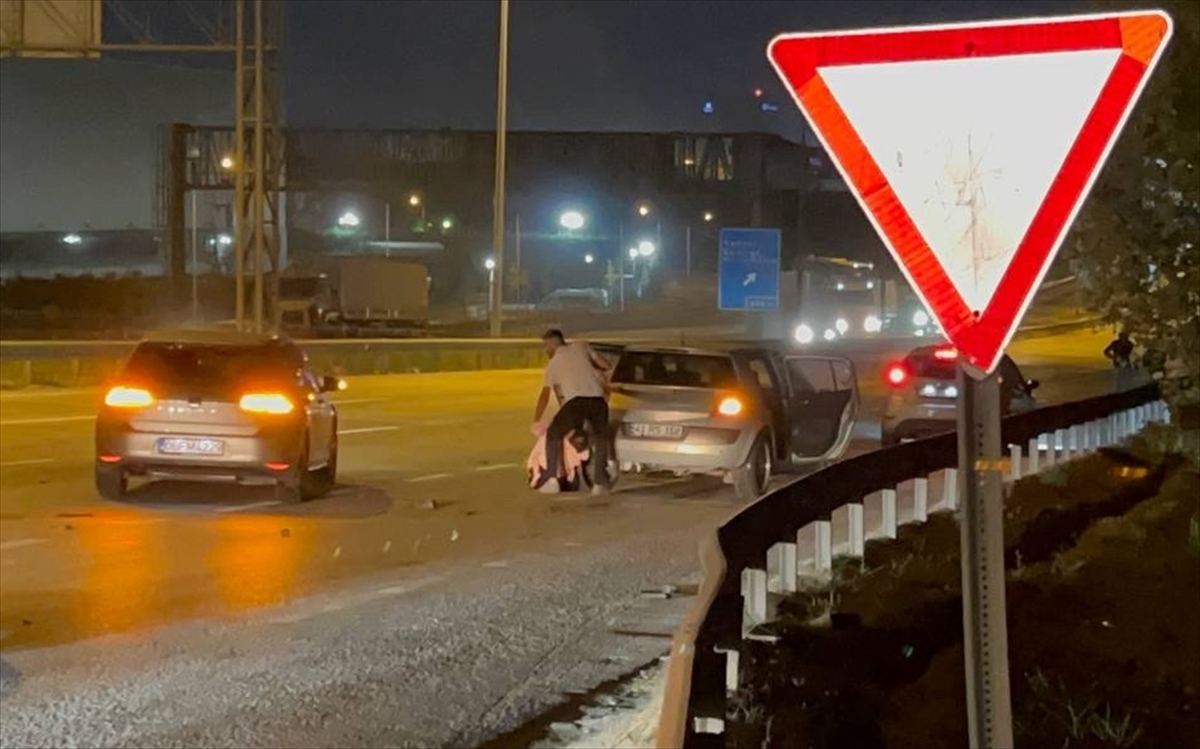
[608,345,860,501]
[95,330,343,503]
[880,344,1039,446]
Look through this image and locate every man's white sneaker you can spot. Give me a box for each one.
[538,481,561,495]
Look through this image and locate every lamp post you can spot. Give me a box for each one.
[489,0,510,338]
[485,256,497,313]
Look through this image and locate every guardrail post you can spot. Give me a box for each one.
[941,468,958,511]
[713,645,741,696]
[770,542,799,594]
[848,503,865,556]
[1069,425,1081,460]
[1009,443,1022,482]
[1082,421,1093,453]
[912,477,928,523]
[881,489,898,539]
[1043,433,1056,468]
[814,521,833,580]
[741,568,769,630]
[1027,438,1039,474]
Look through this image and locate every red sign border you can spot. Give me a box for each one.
[768,11,1173,374]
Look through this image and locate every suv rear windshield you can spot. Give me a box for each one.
[904,352,959,381]
[612,352,738,389]
[124,342,301,394]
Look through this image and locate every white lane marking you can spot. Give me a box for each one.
[0,538,47,551]
[0,415,94,426]
[406,473,453,483]
[0,458,54,467]
[483,560,509,568]
[474,462,519,472]
[214,500,282,514]
[338,426,401,436]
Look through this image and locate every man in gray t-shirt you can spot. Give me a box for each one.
[531,329,610,494]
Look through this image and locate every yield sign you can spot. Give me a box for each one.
[768,12,1172,375]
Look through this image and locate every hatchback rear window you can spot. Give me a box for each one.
[612,352,738,389]
[124,342,299,391]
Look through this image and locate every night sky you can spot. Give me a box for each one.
[115,0,1090,134]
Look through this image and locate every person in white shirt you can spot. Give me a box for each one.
[531,329,611,494]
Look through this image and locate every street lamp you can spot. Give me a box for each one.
[637,240,656,257]
[559,210,585,231]
[584,253,594,264]
[408,193,422,207]
[636,202,651,217]
[484,256,497,313]
[441,216,454,231]
[628,247,639,260]
[220,154,235,170]
[338,211,361,228]
[703,210,714,222]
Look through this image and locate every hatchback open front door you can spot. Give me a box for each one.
[782,355,859,463]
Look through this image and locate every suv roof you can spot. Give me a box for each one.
[141,328,294,348]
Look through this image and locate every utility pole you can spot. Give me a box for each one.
[489,0,510,338]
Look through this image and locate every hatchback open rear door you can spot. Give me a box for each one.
[782,355,860,463]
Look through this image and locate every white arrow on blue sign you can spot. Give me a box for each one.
[718,228,781,311]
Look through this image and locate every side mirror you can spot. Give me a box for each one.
[1025,379,1040,393]
[321,375,346,393]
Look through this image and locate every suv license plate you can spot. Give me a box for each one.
[157,437,225,456]
[627,423,684,439]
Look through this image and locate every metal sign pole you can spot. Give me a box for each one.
[957,365,1014,748]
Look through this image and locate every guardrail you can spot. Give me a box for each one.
[655,383,1168,748]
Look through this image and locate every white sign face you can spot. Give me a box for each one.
[820,48,1122,314]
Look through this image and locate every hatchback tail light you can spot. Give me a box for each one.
[104,386,154,408]
[714,394,744,417]
[239,392,295,415]
[885,363,910,388]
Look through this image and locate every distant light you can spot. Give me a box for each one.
[753,87,764,98]
[835,318,850,335]
[584,253,595,264]
[62,233,82,245]
[484,257,496,271]
[760,102,779,113]
[337,211,360,228]
[559,210,585,231]
[629,247,639,260]
[637,240,656,257]
[864,315,883,333]
[866,280,875,290]
[441,217,454,230]
[793,324,814,345]
[836,282,845,291]
[913,310,931,327]
[637,203,651,217]
[219,155,235,170]
[703,211,714,222]
[703,101,714,114]
[408,193,422,207]
[218,234,233,246]
[823,329,837,342]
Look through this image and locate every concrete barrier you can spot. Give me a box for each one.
[0,338,547,389]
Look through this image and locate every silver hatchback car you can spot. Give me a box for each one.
[609,345,860,501]
[95,330,342,503]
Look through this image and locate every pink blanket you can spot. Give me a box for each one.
[526,433,590,488]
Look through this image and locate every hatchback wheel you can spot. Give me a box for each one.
[732,433,771,502]
[95,464,127,501]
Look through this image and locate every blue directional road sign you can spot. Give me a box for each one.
[718,228,781,311]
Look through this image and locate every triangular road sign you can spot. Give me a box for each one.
[768,12,1172,374]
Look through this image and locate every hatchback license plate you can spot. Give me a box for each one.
[627,423,684,439]
[157,437,224,456]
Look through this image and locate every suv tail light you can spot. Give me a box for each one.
[714,395,744,417]
[885,363,910,388]
[933,346,958,361]
[104,386,154,408]
[239,392,295,415]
